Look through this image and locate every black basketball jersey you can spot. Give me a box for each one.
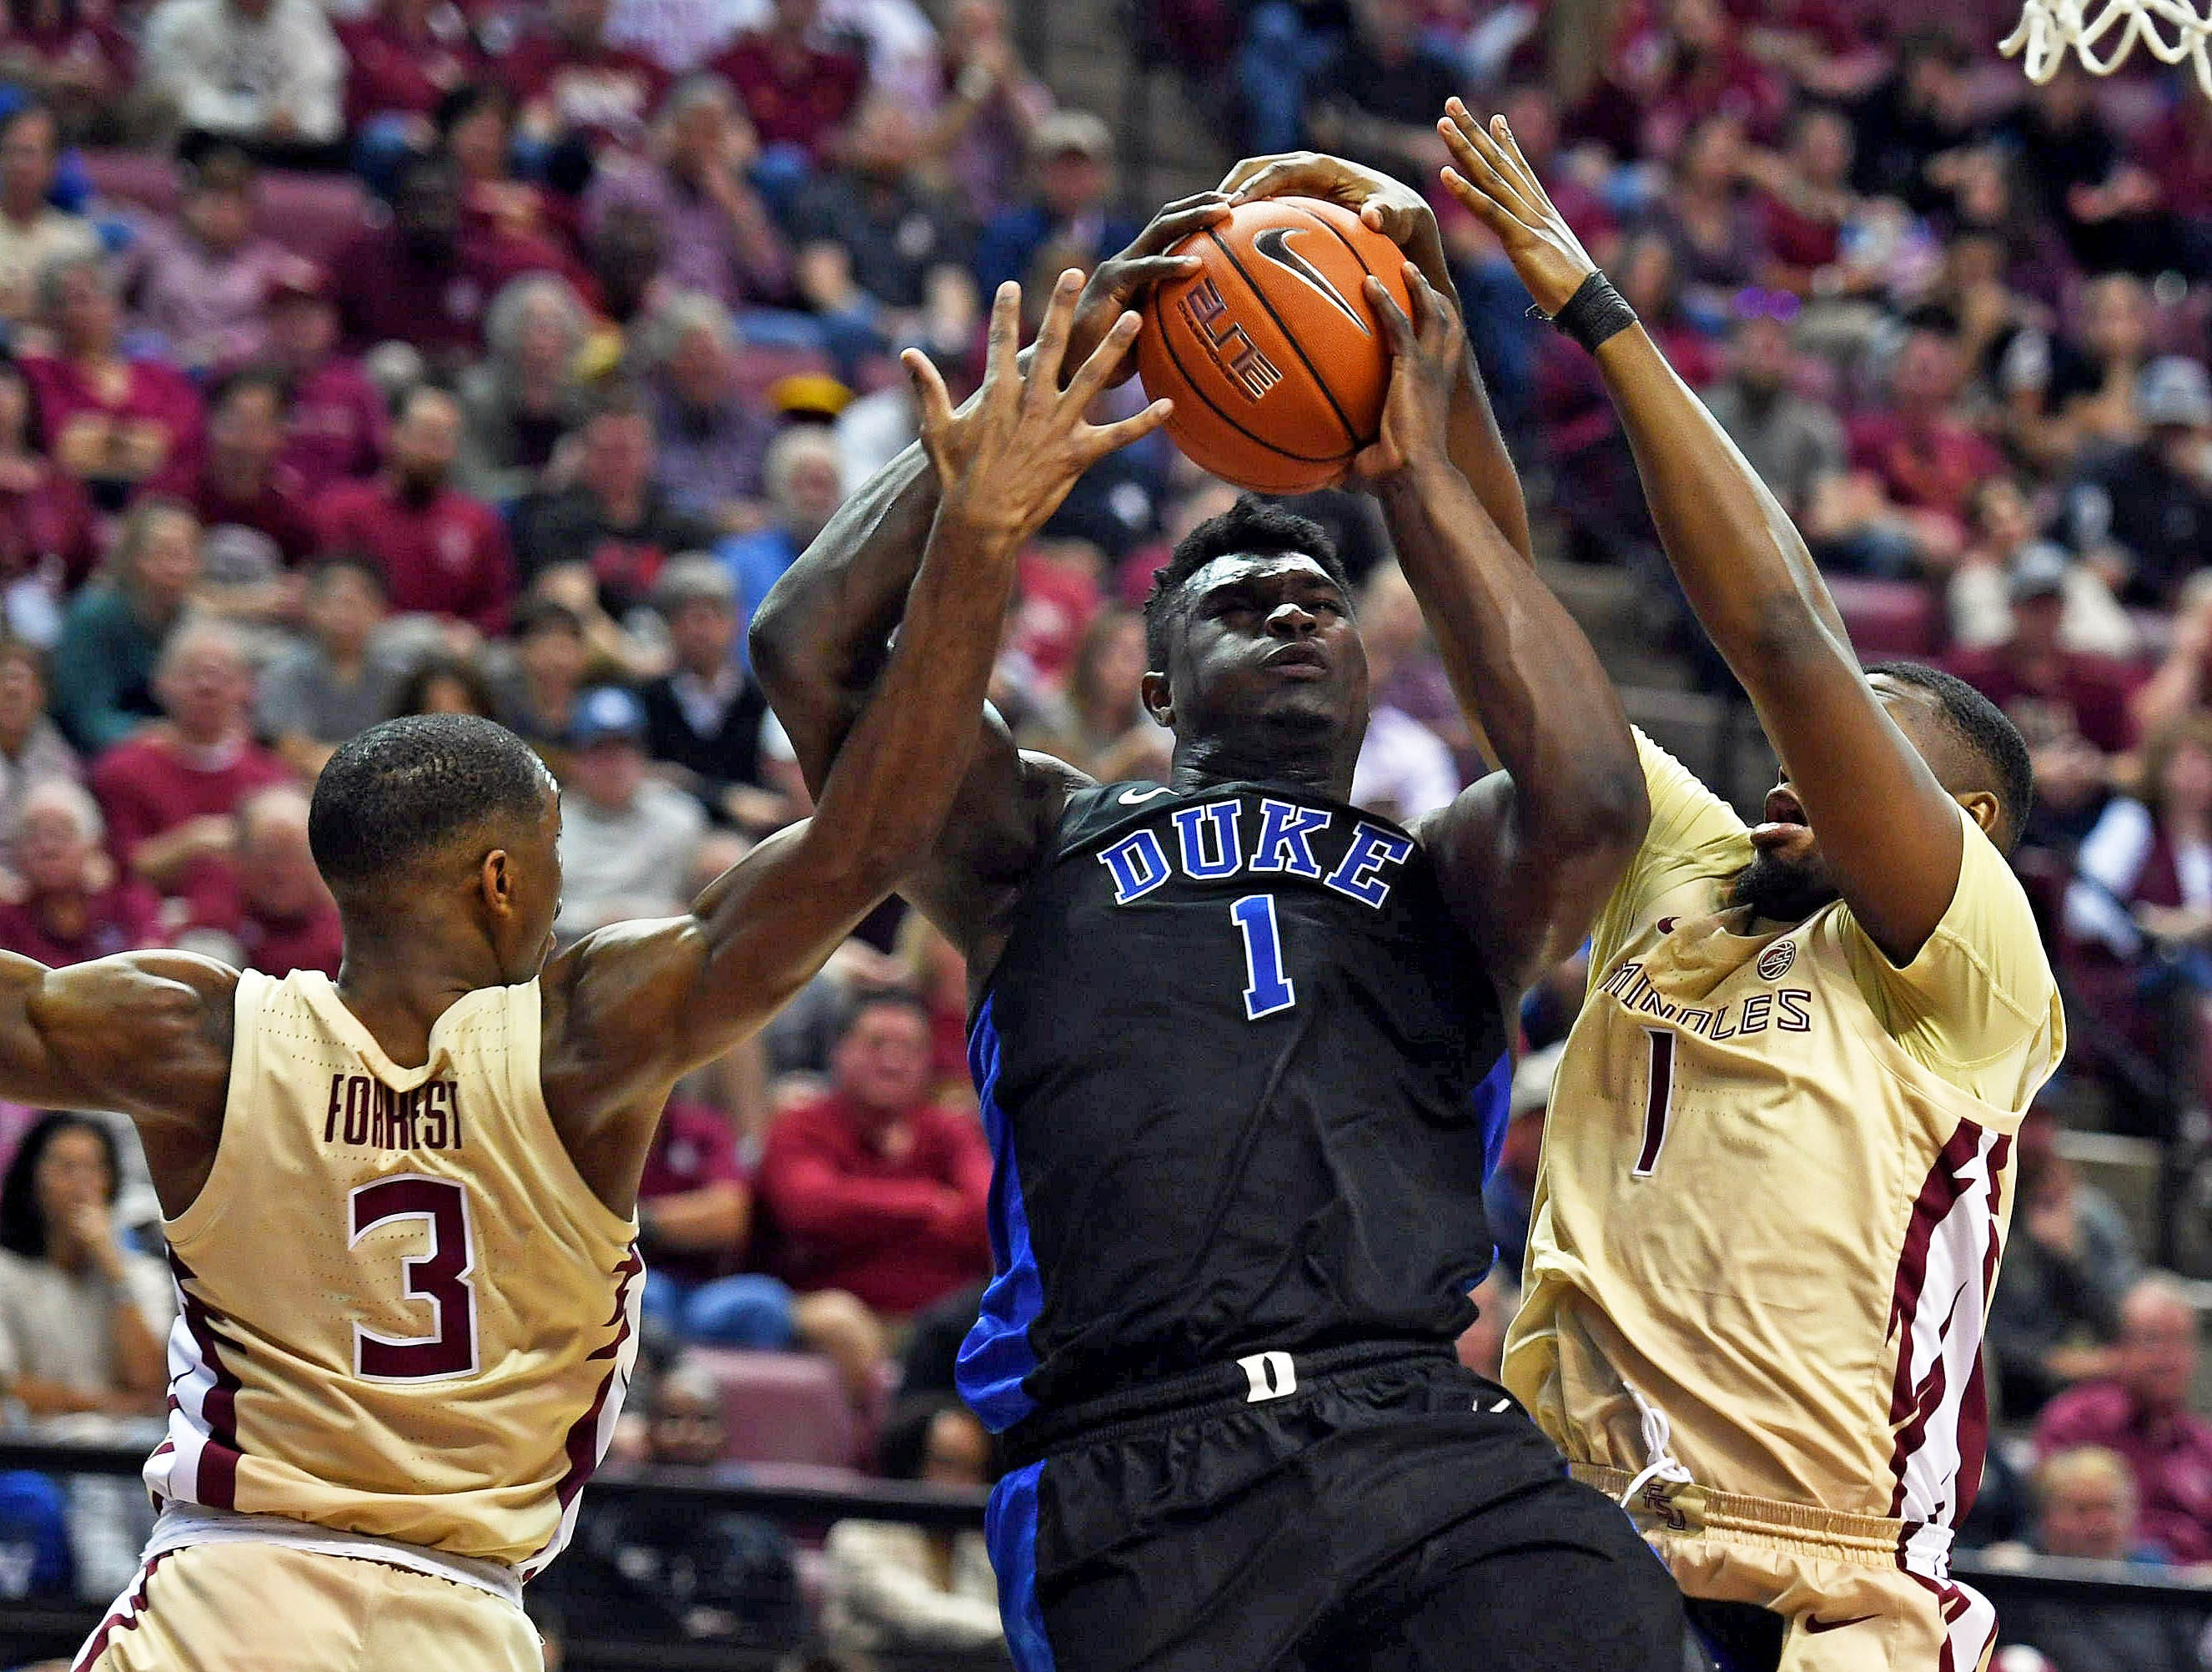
[956,780,1508,1432]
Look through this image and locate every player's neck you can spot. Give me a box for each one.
[1169,733,1352,803]
[332,926,506,1070]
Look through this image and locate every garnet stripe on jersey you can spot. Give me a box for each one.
[167,1250,244,1508]
[72,1549,174,1672]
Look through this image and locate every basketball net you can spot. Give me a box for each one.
[2001,0,2212,98]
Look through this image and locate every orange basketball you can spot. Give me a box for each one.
[1134,196,1415,496]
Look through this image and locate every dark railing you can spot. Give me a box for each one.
[6,1440,2212,1669]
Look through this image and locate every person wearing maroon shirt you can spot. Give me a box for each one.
[313,384,518,635]
[2036,1275,2212,1565]
[337,0,482,139]
[21,253,205,511]
[161,366,318,625]
[87,617,293,931]
[264,265,386,497]
[0,0,136,138]
[1844,320,2006,554]
[0,779,163,967]
[758,989,992,1317]
[710,0,864,164]
[0,352,97,592]
[499,0,668,155]
[331,153,571,367]
[221,783,341,974]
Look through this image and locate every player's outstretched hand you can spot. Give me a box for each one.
[1350,262,1464,486]
[1435,98,1600,319]
[1066,190,1232,386]
[1219,151,1449,290]
[908,272,1171,546]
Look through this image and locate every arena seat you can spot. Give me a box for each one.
[1827,577,1941,659]
[81,152,370,269]
[687,1348,857,1469]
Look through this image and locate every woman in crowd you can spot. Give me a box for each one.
[454,270,593,505]
[0,350,96,612]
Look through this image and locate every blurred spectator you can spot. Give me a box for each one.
[0,103,94,329]
[167,365,317,624]
[123,147,293,375]
[582,73,788,314]
[439,83,589,273]
[0,780,162,965]
[22,252,206,510]
[0,1111,172,1419]
[141,0,344,164]
[553,683,706,939]
[758,988,992,1318]
[709,0,864,169]
[226,783,340,974]
[637,292,778,526]
[718,424,842,631]
[791,93,972,322]
[1998,72,2182,280]
[314,383,518,635]
[391,649,498,719]
[973,110,1135,301]
[1848,26,1977,213]
[1651,113,1767,327]
[638,556,791,832]
[264,264,387,497]
[89,616,292,928]
[0,639,76,840]
[2000,1448,2194,1672]
[0,350,98,602]
[255,556,405,777]
[1704,300,1844,526]
[1749,103,1860,299]
[892,909,968,1101]
[514,385,721,614]
[823,1394,1003,1659]
[0,0,136,140]
[2003,273,2154,474]
[1350,562,1457,823]
[2036,1272,2212,1564]
[1482,1043,1556,1284]
[636,1099,786,1346]
[337,0,483,158]
[928,0,1048,219]
[1300,0,1452,183]
[2063,357,2212,612]
[2134,574,2212,743]
[1948,481,2138,662]
[1988,1105,2136,1422]
[500,0,670,159]
[493,596,587,748]
[1834,320,2003,573]
[49,496,200,753]
[454,272,593,506]
[1043,604,1159,781]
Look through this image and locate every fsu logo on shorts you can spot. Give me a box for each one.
[1757,940,1797,981]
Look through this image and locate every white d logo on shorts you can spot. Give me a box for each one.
[1238,1351,1299,1403]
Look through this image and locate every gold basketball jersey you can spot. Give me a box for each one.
[1505,733,2063,1570]
[143,969,641,1574]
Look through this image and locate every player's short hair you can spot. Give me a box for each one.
[1864,662,2034,854]
[1143,496,1352,669]
[309,713,550,889]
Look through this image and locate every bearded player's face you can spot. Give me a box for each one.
[1730,677,1947,924]
[1162,552,1369,751]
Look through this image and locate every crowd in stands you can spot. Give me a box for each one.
[3,0,2212,1657]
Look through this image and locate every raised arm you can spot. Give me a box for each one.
[749,201,1229,951]
[1362,269,1646,1001]
[1440,104,1963,964]
[541,281,1169,1206]
[1219,150,1534,568]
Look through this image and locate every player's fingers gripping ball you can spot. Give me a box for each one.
[1134,195,1415,495]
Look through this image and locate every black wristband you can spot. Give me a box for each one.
[1528,271,1638,355]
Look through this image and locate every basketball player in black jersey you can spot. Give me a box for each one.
[753,197,1687,1668]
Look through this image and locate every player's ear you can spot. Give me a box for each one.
[480,849,511,914]
[1957,789,2002,839]
[1140,669,1174,728]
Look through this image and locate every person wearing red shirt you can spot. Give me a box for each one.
[161,366,317,626]
[0,351,96,592]
[21,253,205,510]
[499,0,668,155]
[759,990,992,1317]
[87,617,294,930]
[0,0,136,138]
[1844,321,2006,551]
[264,265,386,497]
[314,384,519,635]
[0,778,164,967]
[2036,1275,2212,1565]
[710,0,864,164]
[223,784,341,974]
[337,0,482,138]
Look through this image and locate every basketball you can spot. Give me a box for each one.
[1134,196,1415,495]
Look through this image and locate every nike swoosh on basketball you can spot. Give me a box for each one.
[1803,1614,1878,1634]
[1119,787,1175,805]
[1251,227,1370,335]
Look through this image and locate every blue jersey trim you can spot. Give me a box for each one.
[985,1460,1057,1672]
[1474,1050,1511,1184]
[956,995,1044,1432]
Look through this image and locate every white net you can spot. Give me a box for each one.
[2002,0,2212,97]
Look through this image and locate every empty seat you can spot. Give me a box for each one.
[688,1347,857,1469]
[1827,576,1940,659]
[80,153,370,269]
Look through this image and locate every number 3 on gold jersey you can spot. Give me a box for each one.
[1634,1029,1677,1178]
[348,1175,480,1381]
